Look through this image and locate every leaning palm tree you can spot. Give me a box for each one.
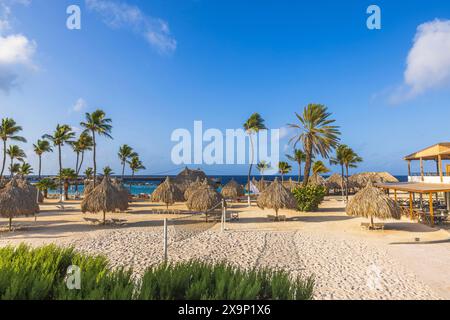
[286,149,306,183]
[80,110,113,188]
[278,161,292,182]
[9,163,21,176]
[289,104,340,186]
[6,145,26,177]
[312,160,330,175]
[33,139,53,179]
[0,118,26,180]
[244,113,267,206]
[118,144,137,180]
[43,125,75,200]
[129,156,145,177]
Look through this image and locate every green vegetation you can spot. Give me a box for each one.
[0,245,314,300]
[292,185,327,212]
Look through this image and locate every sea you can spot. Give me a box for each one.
[46,175,408,196]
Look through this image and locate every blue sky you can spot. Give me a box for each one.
[1,0,450,176]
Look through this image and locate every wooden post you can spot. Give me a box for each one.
[407,160,411,178]
[438,155,443,183]
[394,190,397,203]
[429,193,434,227]
[420,158,424,181]
[409,192,413,220]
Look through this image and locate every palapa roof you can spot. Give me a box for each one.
[326,173,344,190]
[173,167,211,193]
[308,173,327,187]
[404,142,450,161]
[283,177,299,191]
[257,178,297,213]
[151,177,184,205]
[346,182,401,220]
[349,172,398,188]
[186,187,223,213]
[221,179,244,199]
[18,178,43,205]
[0,178,39,218]
[81,177,129,213]
[184,177,205,200]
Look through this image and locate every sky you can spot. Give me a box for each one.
[1,0,450,176]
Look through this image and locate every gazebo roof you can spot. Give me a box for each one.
[404,142,450,161]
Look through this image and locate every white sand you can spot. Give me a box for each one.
[1,197,449,300]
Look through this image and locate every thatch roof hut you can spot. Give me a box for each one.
[183,177,204,201]
[0,179,40,231]
[112,179,130,204]
[308,173,327,187]
[257,178,297,218]
[83,180,94,196]
[81,177,129,224]
[349,172,399,190]
[173,167,211,193]
[186,187,223,222]
[221,179,244,199]
[326,173,344,190]
[283,177,299,191]
[151,177,184,209]
[255,178,268,193]
[346,181,401,229]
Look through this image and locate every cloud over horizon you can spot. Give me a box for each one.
[391,19,450,103]
[85,0,177,55]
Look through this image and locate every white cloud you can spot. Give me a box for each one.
[85,0,177,54]
[0,34,35,65]
[392,19,450,102]
[71,98,87,112]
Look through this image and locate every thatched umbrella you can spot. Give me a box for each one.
[112,179,131,204]
[174,167,210,193]
[221,179,244,200]
[283,177,299,191]
[183,177,204,201]
[81,177,129,224]
[151,177,184,209]
[186,187,223,222]
[257,178,297,218]
[308,173,327,187]
[83,180,94,196]
[256,178,268,193]
[349,172,399,190]
[346,181,401,229]
[0,179,40,231]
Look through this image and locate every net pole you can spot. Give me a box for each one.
[163,218,168,262]
[221,199,225,233]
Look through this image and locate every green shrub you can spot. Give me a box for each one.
[0,245,315,300]
[292,185,327,212]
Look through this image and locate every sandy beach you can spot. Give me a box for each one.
[0,196,449,300]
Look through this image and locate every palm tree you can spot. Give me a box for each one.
[36,178,57,199]
[103,166,114,177]
[286,149,306,183]
[84,167,94,180]
[256,161,270,176]
[19,162,33,177]
[129,156,145,177]
[118,144,137,180]
[0,118,26,180]
[80,110,113,188]
[289,104,340,186]
[58,168,77,200]
[71,132,93,193]
[6,145,26,177]
[278,161,292,182]
[330,144,350,200]
[33,139,53,179]
[244,113,267,206]
[9,163,21,176]
[43,125,76,199]
[312,160,330,175]
[343,148,363,201]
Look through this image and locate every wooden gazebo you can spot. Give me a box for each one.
[405,142,450,183]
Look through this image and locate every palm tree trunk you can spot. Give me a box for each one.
[303,141,313,186]
[298,160,302,183]
[92,131,97,188]
[121,162,125,181]
[58,145,63,200]
[38,155,42,180]
[341,164,345,201]
[78,152,85,174]
[345,165,349,202]
[0,139,6,179]
[247,135,254,206]
[75,152,80,193]
[281,173,284,182]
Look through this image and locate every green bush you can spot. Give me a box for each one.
[0,245,315,300]
[292,185,326,212]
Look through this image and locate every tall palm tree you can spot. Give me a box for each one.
[129,156,145,177]
[244,113,267,206]
[71,132,93,194]
[286,149,306,183]
[0,118,26,180]
[43,124,76,199]
[118,144,137,180]
[312,160,330,175]
[6,145,26,177]
[343,148,363,201]
[33,139,53,179]
[330,144,353,200]
[84,167,94,180]
[278,161,292,182]
[289,104,340,186]
[80,110,112,188]
[19,162,33,177]
[58,168,77,200]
